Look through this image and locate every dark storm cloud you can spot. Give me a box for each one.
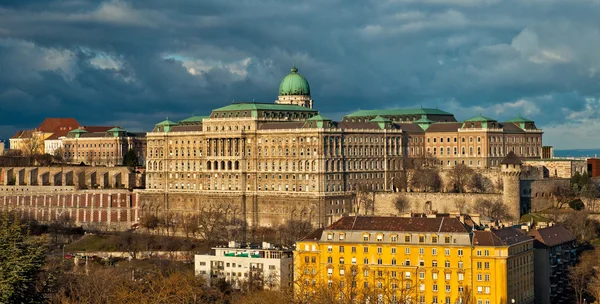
[1,0,600,147]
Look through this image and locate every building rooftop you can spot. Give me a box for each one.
[323,216,472,234]
[473,227,531,246]
[528,225,575,248]
[345,107,453,118]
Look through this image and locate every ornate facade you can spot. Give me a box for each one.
[61,127,146,167]
[141,66,543,228]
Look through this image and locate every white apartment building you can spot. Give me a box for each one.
[195,241,293,290]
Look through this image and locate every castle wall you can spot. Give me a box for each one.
[373,192,502,216]
[0,166,141,189]
[0,188,138,230]
[137,191,351,228]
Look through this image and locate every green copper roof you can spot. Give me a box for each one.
[304,115,332,128]
[506,114,533,123]
[465,115,496,122]
[369,115,392,123]
[156,118,178,126]
[307,114,331,121]
[179,115,208,123]
[413,117,435,124]
[107,127,126,132]
[213,102,317,112]
[278,65,310,96]
[345,108,452,117]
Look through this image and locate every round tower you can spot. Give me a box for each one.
[500,151,522,222]
[275,65,314,108]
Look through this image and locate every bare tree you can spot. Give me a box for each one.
[139,213,159,234]
[20,134,44,159]
[181,214,199,239]
[279,219,313,247]
[559,210,599,243]
[569,248,600,304]
[410,167,442,192]
[392,171,409,192]
[453,198,469,214]
[448,164,475,193]
[394,194,410,214]
[552,183,577,209]
[52,147,66,165]
[197,209,229,245]
[474,199,509,221]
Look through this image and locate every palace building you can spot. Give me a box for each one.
[294,215,534,304]
[140,66,543,228]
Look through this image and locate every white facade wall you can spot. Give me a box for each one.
[195,247,292,290]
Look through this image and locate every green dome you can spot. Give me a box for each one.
[278,66,310,96]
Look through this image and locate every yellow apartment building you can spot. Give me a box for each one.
[294,215,534,304]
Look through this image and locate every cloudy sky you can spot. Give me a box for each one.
[1,0,600,149]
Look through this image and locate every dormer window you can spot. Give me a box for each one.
[363,233,370,241]
[376,234,383,242]
[327,233,333,240]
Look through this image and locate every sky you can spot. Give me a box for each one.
[1,0,600,149]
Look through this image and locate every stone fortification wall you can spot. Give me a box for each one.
[0,166,140,189]
[0,188,139,230]
[137,191,334,229]
[373,192,502,216]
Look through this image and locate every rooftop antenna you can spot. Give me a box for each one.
[253,98,255,102]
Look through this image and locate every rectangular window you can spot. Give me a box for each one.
[339,246,344,253]
[391,247,396,254]
[458,249,463,256]
[432,248,437,255]
[405,248,410,254]
[377,247,382,254]
[405,235,411,243]
[419,248,424,255]
[445,249,450,256]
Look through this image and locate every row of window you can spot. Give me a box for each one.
[327,233,453,244]
[425,136,540,144]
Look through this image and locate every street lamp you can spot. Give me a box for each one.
[511,299,515,304]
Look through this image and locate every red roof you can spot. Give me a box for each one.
[473,228,531,246]
[37,118,79,133]
[528,225,575,248]
[10,129,34,139]
[325,216,471,233]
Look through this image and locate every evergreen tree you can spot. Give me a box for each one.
[0,212,47,303]
[123,148,139,167]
